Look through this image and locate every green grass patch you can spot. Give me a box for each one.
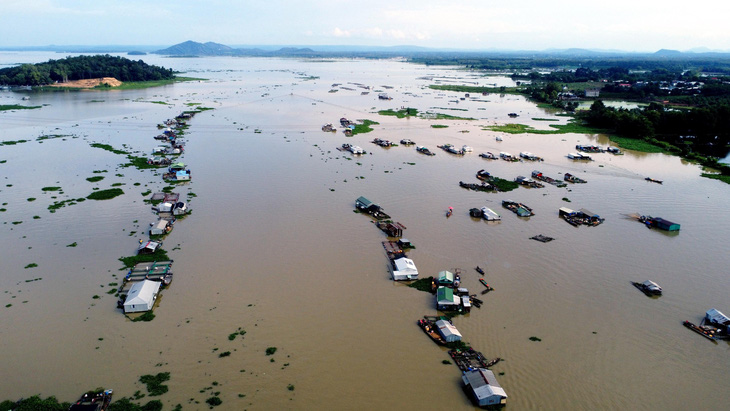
[378,108,418,118]
[491,177,519,192]
[351,119,379,135]
[287,384,295,391]
[265,347,277,356]
[86,176,105,182]
[24,263,38,269]
[87,188,124,200]
[218,351,231,358]
[428,84,521,94]
[485,118,608,135]
[27,197,36,202]
[90,143,127,155]
[701,173,730,184]
[205,396,222,407]
[0,139,29,146]
[407,276,434,293]
[139,372,170,395]
[42,186,62,191]
[607,136,670,154]
[36,134,71,141]
[0,104,42,111]
[529,336,542,342]
[121,156,159,170]
[532,117,559,121]
[119,248,169,268]
[431,124,449,128]
[426,112,476,120]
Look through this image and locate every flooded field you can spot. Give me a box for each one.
[1,53,729,410]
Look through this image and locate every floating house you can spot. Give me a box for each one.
[462,368,508,407]
[355,196,389,219]
[645,217,680,231]
[436,286,461,311]
[437,270,456,286]
[391,257,419,281]
[706,309,730,329]
[435,319,462,342]
[480,207,501,221]
[123,280,161,313]
[149,218,173,236]
[138,240,162,254]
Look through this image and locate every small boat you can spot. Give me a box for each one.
[645,177,663,184]
[683,320,717,341]
[475,266,485,275]
[462,145,473,152]
[496,136,503,141]
[69,389,113,411]
[418,318,447,345]
[416,146,435,156]
[479,278,494,292]
[508,113,518,118]
[632,280,662,296]
[446,207,453,217]
[400,139,415,145]
[479,152,497,159]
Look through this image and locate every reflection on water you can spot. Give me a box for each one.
[1,53,729,410]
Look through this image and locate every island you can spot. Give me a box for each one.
[0,54,178,89]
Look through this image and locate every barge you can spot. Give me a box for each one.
[502,200,534,217]
[416,146,435,156]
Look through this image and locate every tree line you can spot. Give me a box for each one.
[581,100,730,159]
[0,54,175,86]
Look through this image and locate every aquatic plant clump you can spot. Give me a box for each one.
[87,188,124,200]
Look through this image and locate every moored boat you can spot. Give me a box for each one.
[645,177,663,184]
[418,317,447,345]
[683,320,718,341]
[416,146,435,156]
[475,266,485,275]
[69,389,113,411]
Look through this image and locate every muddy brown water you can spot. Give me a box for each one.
[1,54,729,410]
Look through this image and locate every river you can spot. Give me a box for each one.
[0,53,729,410]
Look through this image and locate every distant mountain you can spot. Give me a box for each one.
[654,49,682,56]
[155,41,235,56]
[154,41,317,57]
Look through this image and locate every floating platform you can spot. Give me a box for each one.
[449,347,497,372]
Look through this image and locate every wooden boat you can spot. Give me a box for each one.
[476,169,492,181]
[564,173,587,184]
[69,389,113,411]
[446,207,453,217]
[418,318,447,345]
[416,146,435,156]
[632,280,662,296]
[683,320,717,341]
[400,139,415,145]
[645,177,663,184]
[479,278,494,291]
[479,152,497,159]
[475,266,485,275]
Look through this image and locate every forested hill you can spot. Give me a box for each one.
[0,54,175,86]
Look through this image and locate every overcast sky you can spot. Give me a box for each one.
[2,0,729,51]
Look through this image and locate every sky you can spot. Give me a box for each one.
[2,0,730,52]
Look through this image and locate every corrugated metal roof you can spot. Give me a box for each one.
[437,286,454,302]
[435,319,462,341]
[706,308,730,325]
[463,369,508,401]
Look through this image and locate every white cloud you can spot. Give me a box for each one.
[332,28,351,38]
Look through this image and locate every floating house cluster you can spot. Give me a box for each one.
[354,196,506,407]
[115,111,199,317]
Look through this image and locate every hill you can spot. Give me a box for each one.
[155,41,315,57]
[0,54,174,86]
